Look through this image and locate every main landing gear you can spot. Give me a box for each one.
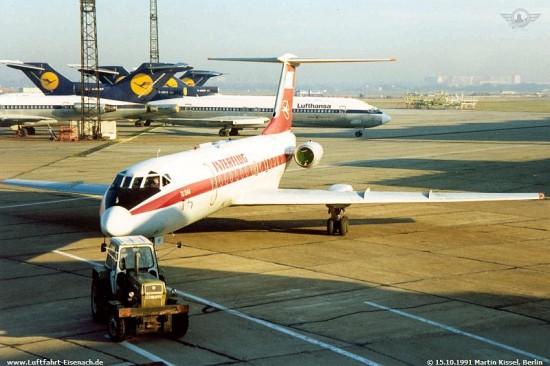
[219,127,241,137]
[326,206,349,236]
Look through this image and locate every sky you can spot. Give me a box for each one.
[1,0,549,91]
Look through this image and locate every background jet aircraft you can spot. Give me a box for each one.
[4,60,391,137]
[1,54,542,242]
[0,63,190,136]
[148,94,391,136]
[76,64,220,97]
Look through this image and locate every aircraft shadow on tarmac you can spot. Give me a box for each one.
[336,157,550,193]
[1,191,549,364]
[294,117,550,142]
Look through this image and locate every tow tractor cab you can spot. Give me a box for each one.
[91,236,189,341]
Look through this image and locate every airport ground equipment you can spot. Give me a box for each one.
[91,236,189,341]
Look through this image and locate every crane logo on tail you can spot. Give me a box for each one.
[40,72,59,91]
[130,73,154,96]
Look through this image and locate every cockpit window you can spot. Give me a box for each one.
[145,175,160,188]
[132,177,143,189]
[104,171,170,210]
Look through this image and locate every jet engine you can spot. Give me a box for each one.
[293,140,323,168]
[146,104,180,114]
[74,103,117,114]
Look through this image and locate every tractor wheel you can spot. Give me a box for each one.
[169,313,189,339]
[108,312,127,342]
[91,281,107,322]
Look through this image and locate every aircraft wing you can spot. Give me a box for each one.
[1,179,109,196]
[0,116,58,129]
[165,116,270,127]
[233,188,544,206]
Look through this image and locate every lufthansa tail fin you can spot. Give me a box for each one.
[180,70,223,87]
[75,65,130,85]
[209,54,396,135]
[3,61,75,95]
[99,62,193,103]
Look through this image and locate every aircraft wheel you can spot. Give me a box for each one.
[135,121,143,127]
[219,128,229,137]
[339,216,349,236]
[28,127,36,135]
[327,219,335,235]
[17,128,28,138]
[355,130,363,137]
[229,128,240,136]
[144,120,151,126]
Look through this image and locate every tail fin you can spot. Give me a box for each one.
[180,70,223,86]
[76,65,130,85]
[3,61,75,95]
[208,54,396,135]
[97,62,192,103]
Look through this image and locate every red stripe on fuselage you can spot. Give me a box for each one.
[129,153,289,215]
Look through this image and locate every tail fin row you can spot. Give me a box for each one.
[1,61,192,103]
[208,54,396,135]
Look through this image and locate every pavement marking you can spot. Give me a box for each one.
[51,249,381,366]
[52,249,99,267]
[364,301,550,363]
[0,197,90,210]
[174,288,381,366]
[120,340,176,366]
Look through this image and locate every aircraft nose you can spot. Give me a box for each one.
[381,112,392,124]
[100,206,134,237]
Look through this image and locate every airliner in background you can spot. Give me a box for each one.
[2,54,542,244]
[0,63,191,136]
[147,93,391,137]
[3,60,391,137]
[91,63,392,136]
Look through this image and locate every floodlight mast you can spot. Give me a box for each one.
[150,0,159,63]
[80,0,101,139]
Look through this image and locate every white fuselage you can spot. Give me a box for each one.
[100,131,296,237]
[149,95,391,128]
[0,94,147,126]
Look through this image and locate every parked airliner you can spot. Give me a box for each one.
[0,63,190,136]
[3,60,391,137]
[2,54,542,243]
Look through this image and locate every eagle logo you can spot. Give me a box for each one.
[501,8,541,29]
[282,99,290,120]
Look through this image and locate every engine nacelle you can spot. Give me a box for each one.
[293,140,323,168]
[146,104,180,114]
[73,103,117,114]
